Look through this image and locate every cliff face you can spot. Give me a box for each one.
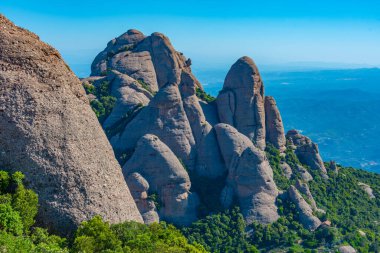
[82,29,336,229]
[0,15,143,235]
[0,14,338,232]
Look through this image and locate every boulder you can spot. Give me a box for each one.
[214,124,279,224]
[288,186,321,231]
[295,164,313,182]
[217,56,266,150]
[126,173,159,224]
[0,15,142,235]
[358,182,376,199]
[264,96,286,152]
[286,130,328,176]
[339,245,357,253]
[123,134,198,226]
[280,162,293,179]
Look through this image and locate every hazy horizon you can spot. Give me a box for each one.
[1,0,380,75]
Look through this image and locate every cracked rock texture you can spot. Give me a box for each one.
[0,15,142,235]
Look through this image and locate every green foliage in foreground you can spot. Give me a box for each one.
[0,170,206,253]
[182,207,258,253]
[74,216,206,253]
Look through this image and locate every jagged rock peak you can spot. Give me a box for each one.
[0,15,143,235]
[286,129,328,177]
[265,96,286,152]
[123,134,199,226]
[217,56,266,150]
[91,29,202,90]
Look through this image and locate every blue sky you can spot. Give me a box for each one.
[1,0,380,76]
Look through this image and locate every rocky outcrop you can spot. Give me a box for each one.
[288,186,321,230]
[83,70,154,130]
[295,180,325,213]
[112,84,196,169]
[280,162,293,179]
[295,164,313,182]
[339,245,357,253]
[214,123,279,224]
[358,182,375,199]
[329,161,339,174]
[123,134,198,226]
[92,29,202,90]
[180,71,225,178]
[217,57,266,150]
[286,130,328,176]
[0,15,143,235]
[126,173,159,224]
[265,96,286,152]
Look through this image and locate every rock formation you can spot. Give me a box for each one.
[294,164,314,182]
[215,123,279,224]
[295,180,324,213]
[123,134,198,226]
[358,182,375,199]
[329,160,339,174]
[0,15,142,235]
[81,28,332,228]
[286,130,328,176]
[217,57,266,150]
[288,186,321,230]
[112,83,196,168]
[339,245,357,253]
[126,173,159,224]
[280,162,293,179]
[265,96,286,152]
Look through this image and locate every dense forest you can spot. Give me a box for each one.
[1,143,379,253]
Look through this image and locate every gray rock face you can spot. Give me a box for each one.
[0,15,143,235]
[358,182,376,199]
[265,96,286,152]
[91,29,146,76]
[286,130,328,176]
[214,123,279,224]
[84,71,154,130]
[112,83,196,169]
[123,134,198,226]
[339,245,357,253]
[217,57,266,150]
[288,186,321,231]
[280,162,293,179]
[126,173,159,224]
[295,164,313,182]
[180,72,226,178]
[295,180,324,213]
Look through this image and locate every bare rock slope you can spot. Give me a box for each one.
[0,15,142,235]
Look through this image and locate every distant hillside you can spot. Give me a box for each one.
[198,68,380,173]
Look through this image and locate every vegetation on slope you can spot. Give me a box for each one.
[0,170,206,253]
[1,147,378,252]
[195,88,216,103]
[83,80,116,124]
